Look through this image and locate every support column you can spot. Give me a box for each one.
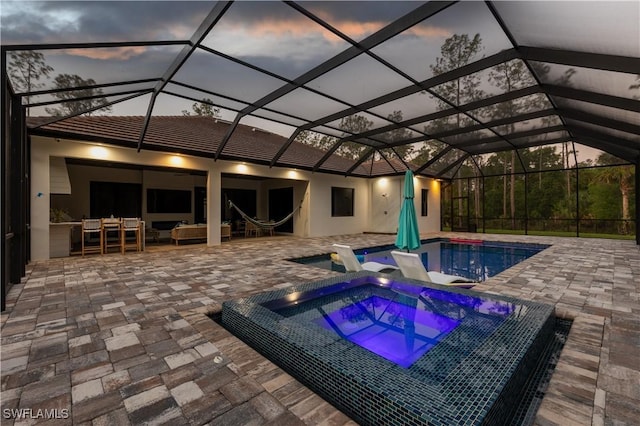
[30,143,51,260]
[12,101,28,276]
[482,176,486,233]
[524,173,528,235]
[576,168,580,237]
[636,160,639,245]
[207,167,221,246]
[2,70,10,311]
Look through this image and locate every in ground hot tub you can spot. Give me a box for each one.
[221,272,556,425]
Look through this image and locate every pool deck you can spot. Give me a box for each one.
[1,233,638,425]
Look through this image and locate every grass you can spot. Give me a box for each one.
[442,227,635,240]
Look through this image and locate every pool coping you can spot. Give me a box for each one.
[287,237,551,282]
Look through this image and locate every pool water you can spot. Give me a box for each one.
[313,293,460,368]
[291,238,549,281]
[274,282,514,368]
[222,273,557,425]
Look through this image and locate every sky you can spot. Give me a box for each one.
[0,1,505,119]
[2,1,638,163]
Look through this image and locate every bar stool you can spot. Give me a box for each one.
[102,217,122,254]
[121,218,141,254]
[81,218,103,257]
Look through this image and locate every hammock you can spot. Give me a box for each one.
[228,199,302,230]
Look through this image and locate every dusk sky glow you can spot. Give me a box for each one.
[2,1,638,167]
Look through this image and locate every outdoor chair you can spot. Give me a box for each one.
[102,217,122,254]
[261,220,275,236]
[81,218,103,256]
[245,221,260,237]
[390,251,475,288]
[221,223,231,241]
[120,217,141,254]
[332,244,398,273]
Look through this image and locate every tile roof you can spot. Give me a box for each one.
[27,116,410,177]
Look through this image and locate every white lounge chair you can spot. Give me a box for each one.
[390,250,476,288]
[332,244,399,273]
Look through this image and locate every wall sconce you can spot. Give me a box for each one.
[89,146,108,159]
[168,155,183,166]
[381,192,389,215]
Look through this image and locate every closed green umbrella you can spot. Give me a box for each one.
[395,170,421,252]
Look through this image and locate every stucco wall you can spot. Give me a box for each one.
[53,164,210,227]
[307,174,371,238]
[369,175,442,235]
[31,135,441,260]
[31,136,220,260]
[370,176,403,233]
[415,176,442,234]
[260,178,310,236]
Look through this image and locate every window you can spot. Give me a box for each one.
[147,189,191,213]
[90,181,142,218]
[331,187,354,217]
[421,188,429,216]
[222,188,256,221]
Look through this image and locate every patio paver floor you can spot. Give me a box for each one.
[1,232,639,425]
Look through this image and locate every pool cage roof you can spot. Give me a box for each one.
[2,0,639,179]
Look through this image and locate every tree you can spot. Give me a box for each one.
[427,33,484,142]
[487,59,536,227]
[629,74,640,100]
[378,110,414,161]
[522,147,567,223]
[423,33,485,142]
[296,130,337,152]
[8,51,54,116]
[595,153,634,234]
[295,114,372,161]
[427,33,484,228]
[555,68,577,199]
[335,114,373,160]
[182,98,221,117]
[410,140,448,172]
[430,34,484,107]
[44,74,112,117]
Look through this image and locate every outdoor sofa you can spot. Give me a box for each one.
[170,224,207,245]
[170,223,231,245]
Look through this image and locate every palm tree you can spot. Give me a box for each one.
[596,154,634,234]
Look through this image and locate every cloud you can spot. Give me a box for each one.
[59,46,150,61]
[200,0,452,50]
[3,1,451,60]
[221,18,345,44]
[3,1,452,118]
[307,8,449,42]
[236,6,451,43]
[1,1,212,44]
[407,25,452,40]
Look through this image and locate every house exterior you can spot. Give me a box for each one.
[29,116,441,260]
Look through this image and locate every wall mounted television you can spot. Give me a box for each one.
[147,189,191,213]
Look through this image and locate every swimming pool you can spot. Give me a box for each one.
[270,279,514,369]
[291,238,549,281]
[222,272,556,425]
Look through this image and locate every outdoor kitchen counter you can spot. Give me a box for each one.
[49,221,81,258]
